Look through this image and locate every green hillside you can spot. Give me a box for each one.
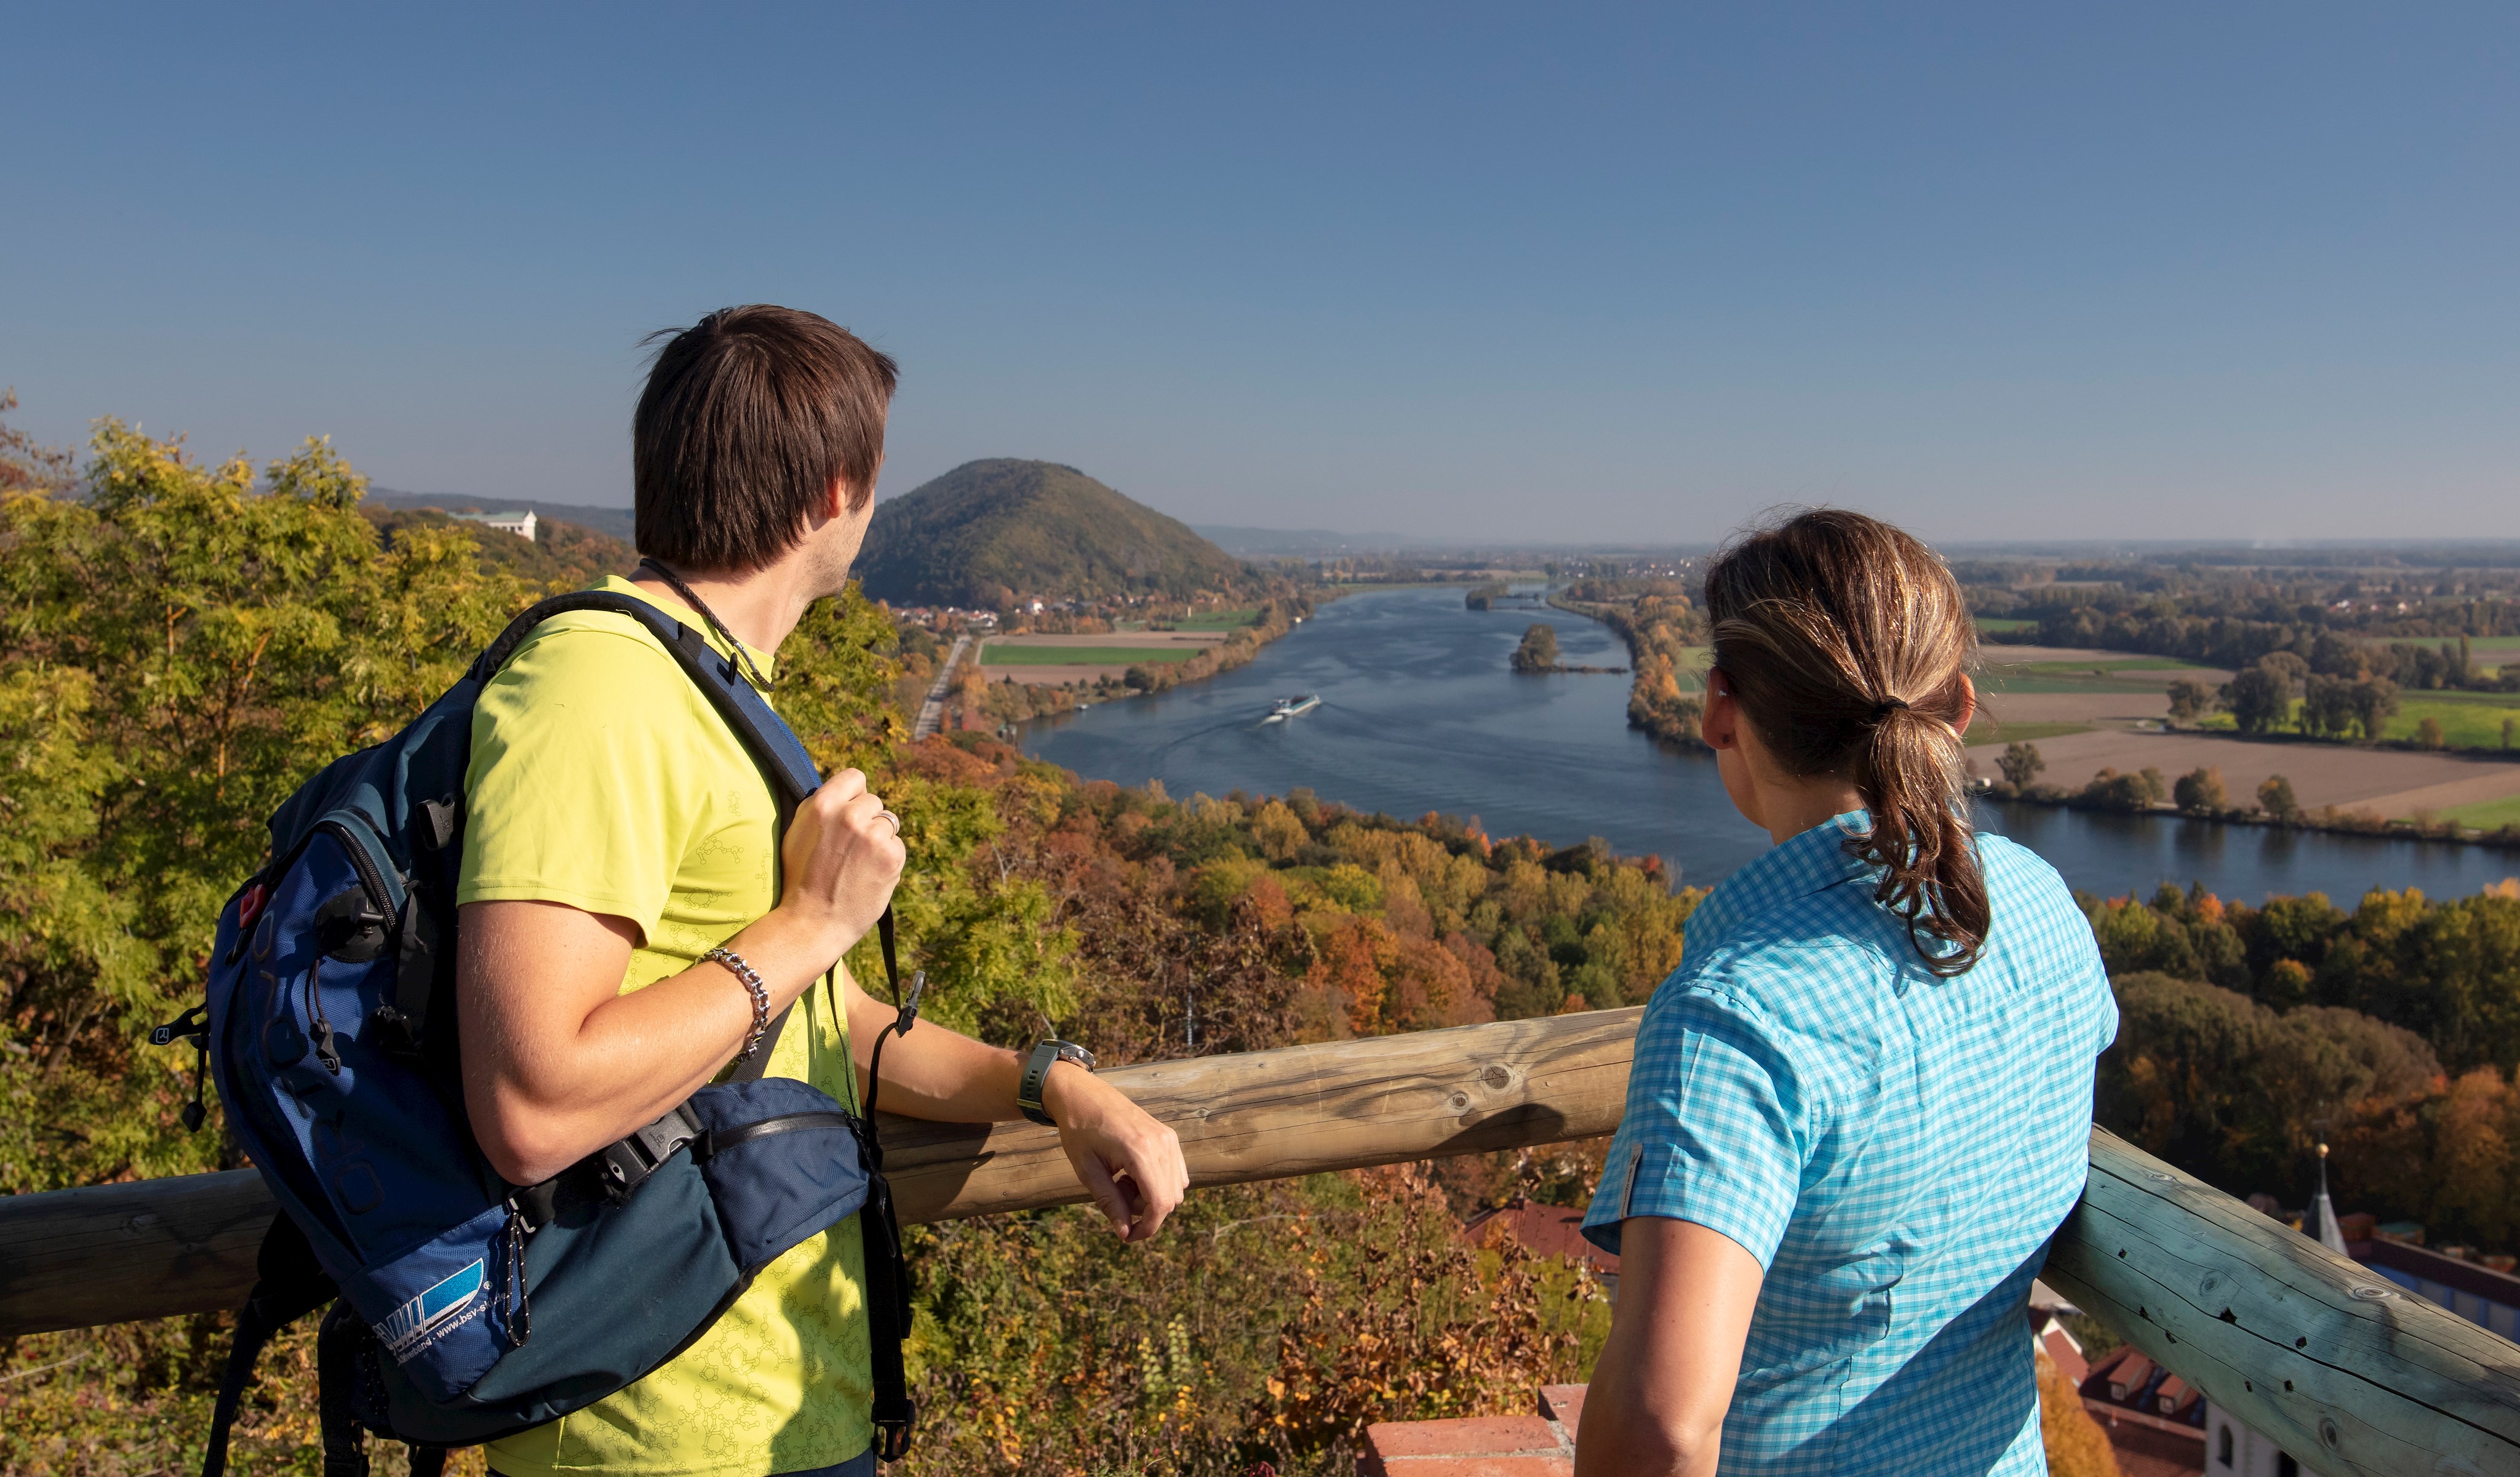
[853,458,1250,608]
[362,505,636,589]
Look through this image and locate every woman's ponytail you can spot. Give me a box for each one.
[1705,510,1989,974]
[1853,703,1990,976]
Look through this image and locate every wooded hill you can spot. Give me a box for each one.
[362,504,637,589]
[364,488,637,543]
[854,458,1251,609]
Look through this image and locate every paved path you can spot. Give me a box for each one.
[911,634,971,741]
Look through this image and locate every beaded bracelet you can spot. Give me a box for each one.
[704,946,772,1066]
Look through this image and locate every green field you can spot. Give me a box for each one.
[1976,617,2036,634]
[1966,720,2095,745]
[2359,634,2520,655]
[1172,608,1259,630]
[2382,693,2520,749]
[1976,671,2158,694]
[1995,657,2213,675]
[980,644,1197,666]
[2445,794,2520,830]
[2198,691,2520,750]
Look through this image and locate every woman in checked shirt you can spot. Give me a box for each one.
[1576,511,2116,1476]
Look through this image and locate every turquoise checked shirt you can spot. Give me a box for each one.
[1584,813,2116,1475]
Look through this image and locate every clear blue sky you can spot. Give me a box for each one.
[7,4,2515,543]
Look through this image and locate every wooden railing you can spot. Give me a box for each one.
[4,1009,2514,1476]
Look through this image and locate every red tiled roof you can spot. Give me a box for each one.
[2088,1345,2156,1403]
[2032,1313,2087,1385]
[1461,1200,1620,1275]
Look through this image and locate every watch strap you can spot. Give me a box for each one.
[1018,1038,1094,1126]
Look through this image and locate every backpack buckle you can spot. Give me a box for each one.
[873,1404,915,1462]
[594,1105,704,1202]
[369,1006,418,1055]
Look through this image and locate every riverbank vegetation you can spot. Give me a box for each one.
[1550,579,1709,749]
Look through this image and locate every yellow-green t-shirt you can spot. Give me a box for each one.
[459,575,872,1477]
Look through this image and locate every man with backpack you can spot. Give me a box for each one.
[455,305,1188,1477]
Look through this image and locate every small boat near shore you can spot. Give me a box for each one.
[1263,694,1322,723]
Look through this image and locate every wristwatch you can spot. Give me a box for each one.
[1018,1038,1096,1126]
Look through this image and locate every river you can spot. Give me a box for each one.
[1019,586,2519,903]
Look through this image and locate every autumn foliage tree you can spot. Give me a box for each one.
[1,422,544,1193]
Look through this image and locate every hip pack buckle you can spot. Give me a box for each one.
[596,1105,704,1203]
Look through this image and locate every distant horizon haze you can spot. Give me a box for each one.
[362,482,2520,565]
[7,6,2516,544]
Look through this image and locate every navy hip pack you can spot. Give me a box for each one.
[156,592,917,1475]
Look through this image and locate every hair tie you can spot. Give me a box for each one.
[1872,698,1909,720]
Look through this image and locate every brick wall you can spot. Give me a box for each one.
[1360,1384,1586,1476]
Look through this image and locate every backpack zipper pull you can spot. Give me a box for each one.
[305,961,343,1074]
[148,1005,213,1131]
[503,1198,533,1347]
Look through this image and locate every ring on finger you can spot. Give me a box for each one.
[875,809,901,835]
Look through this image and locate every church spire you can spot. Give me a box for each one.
[2314,1142,2348,1254]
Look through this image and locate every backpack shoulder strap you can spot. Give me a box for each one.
[471,592,826,1080]
[471,592,821,813]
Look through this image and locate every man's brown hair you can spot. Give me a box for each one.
[634,305,898,572]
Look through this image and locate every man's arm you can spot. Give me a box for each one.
[836,974,1187,1242]
[1573,1217,1764,1477]
[458,762,1189,1241]
[459,768,903,1185]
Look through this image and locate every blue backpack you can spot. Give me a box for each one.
[154,592,919,1476]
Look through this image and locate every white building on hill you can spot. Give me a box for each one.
[453,508,538,541]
